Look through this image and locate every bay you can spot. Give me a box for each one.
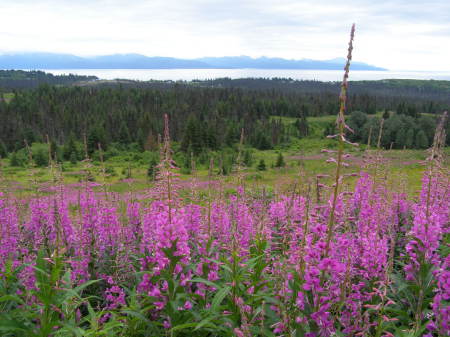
[43,68,450,82]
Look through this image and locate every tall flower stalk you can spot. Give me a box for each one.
[324,23,355,257]
[424,111,447,222]
[155,114,179,224]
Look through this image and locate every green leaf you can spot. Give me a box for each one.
[204,257,232,273]
[72,279,100,294]
[189,277,219,289]
[0,295,24,304]
[170,322,199,332]
[0,319,27,333]
[121,309,152,324]
[211,285,231,312]
[194,315,219,331]
[59,324,85,337]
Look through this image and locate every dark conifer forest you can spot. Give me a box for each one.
[0,72,449,158]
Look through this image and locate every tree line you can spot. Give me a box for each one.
[0,80,448,161]
[0,70,97,90]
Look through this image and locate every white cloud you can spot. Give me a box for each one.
[0,0,449,70]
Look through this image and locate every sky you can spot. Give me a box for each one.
[1,0,450,71]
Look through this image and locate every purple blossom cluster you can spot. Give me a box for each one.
[0,166,448,336]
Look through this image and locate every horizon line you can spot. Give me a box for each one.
[0,51,379,64]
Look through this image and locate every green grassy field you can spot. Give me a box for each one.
[2,92,14,103]
[1,112,447,198]
[1,145,443,199]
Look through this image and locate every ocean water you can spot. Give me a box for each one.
[44,68,450,82]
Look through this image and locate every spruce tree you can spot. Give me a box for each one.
[406,105,418,118]
[118,122,131,144]
[136,128,145,151]
[243,149,253,167]
[298,113,309,137]
[205,128,218,150]
[181,116,203,155]
[69,151,77,165]
[147,157,158,181]
[254,131,272,150]
[0,140,7,158]
[275,152,285,168]
[10,152,20,167]
[397,102,406,115]
[224,125,236,147]
[181,153,192,174]
[324,122,336,137]
[257,159,266,171]
[87,125,107,155]
[64,133,78,161]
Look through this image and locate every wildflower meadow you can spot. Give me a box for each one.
[0,25,449,337]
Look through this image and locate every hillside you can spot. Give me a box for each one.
[0,70,97,89]
[0,52,385,70]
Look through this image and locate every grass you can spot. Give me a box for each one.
[1,145,435,199]
[2,113,446,197]
[2,92,14,103]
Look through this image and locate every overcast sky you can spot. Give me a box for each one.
[1,0,449,71]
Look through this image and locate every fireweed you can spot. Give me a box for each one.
[0,26,449,337]
[0,145,448,336]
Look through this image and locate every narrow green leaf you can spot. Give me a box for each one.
[211,285,231,312]
[194,315,218,331]
[189,277,219,289]
[121,309,152,324]
[170,322,199,332]
[0,294,24,304]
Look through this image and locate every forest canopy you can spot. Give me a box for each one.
[0,75,449,159]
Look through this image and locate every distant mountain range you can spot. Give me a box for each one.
[0,53,386,70]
